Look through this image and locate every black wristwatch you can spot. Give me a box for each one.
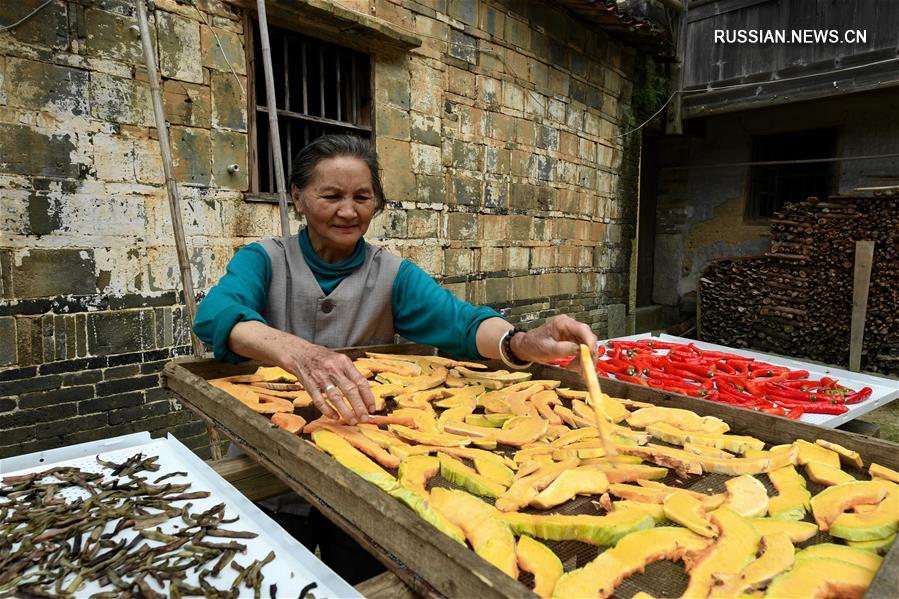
[500,327,532,369]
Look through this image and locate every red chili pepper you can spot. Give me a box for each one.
[760,405,787,416]
[844,387,872,404]
[774,402,848,415]
[676,362,716,379]
[615,374,649,386]
[785,407,805,419]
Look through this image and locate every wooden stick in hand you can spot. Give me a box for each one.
[579,343,619,465]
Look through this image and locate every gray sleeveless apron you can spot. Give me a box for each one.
[250,233,402,515]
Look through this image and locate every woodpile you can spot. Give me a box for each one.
[700,195,899,375]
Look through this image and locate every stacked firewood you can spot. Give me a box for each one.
[700,195,899,375]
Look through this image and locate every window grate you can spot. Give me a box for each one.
[746,129,836,220]
[248,21,372,197]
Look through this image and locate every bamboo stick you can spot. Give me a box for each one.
[256,0,291,238]
[136,0,222,459]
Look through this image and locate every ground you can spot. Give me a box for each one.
[859,401,899,444]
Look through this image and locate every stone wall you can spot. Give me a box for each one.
[0,0,642,458]
[651,88,899,308]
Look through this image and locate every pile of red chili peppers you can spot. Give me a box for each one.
[551,339,872,420]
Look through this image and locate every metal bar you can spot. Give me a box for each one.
[256,0,291,238]
[256,105,372,131]
[285,120,292,177]
[301,39,308,114]
[135,0,222,460]
[336,49,342,122]
[283,34,290,112]
[319,45,325,119]
[351,56,357,124]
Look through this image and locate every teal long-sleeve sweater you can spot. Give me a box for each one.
[193,228,501,362]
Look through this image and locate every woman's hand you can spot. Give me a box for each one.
[510,315,599,372]
[228,321,375,424]
[279,342,375,425]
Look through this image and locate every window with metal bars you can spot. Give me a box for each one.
[246,20,372,200]
[746,128,836,221]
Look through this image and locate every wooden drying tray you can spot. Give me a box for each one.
[161,343,899,598]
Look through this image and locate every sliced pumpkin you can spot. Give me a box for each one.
[473,457,514,487]
[398,455,439,497]
[270,412,307,434]
[723,475,769,518]
[464,413,514,428]
[794,438,840,468]
[869,462,899,484]
[313,422,401,469]
[709,532,794,597]
[685,442,734,459]
[816,439,864,469]
[616,443,703,477]
[455,365,532,384]
[495,416,548,447]
[552,527,709,599]
[438,453,507,499]
[663,491,717,538]
[499,509,655,546]
[796,542,883,571]
[430,487,518,578]
[516,536,562,599]
[311,429,397,493]
[581,462,668,484]
[749,518,818,543]
[763,557,875,599]
[388,424,472,448]
[767,465,811,521]
[698,446,798,476]
[805,461,856,486]
[809,480,890,532]
[626,406,729,434]
[847,532,896,554]
[682,507,761,599]
[645,422,764,454]
[495,458,579,512]
[530,467,609,509]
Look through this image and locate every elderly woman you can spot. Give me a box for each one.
[194,134,598,581]
[195,134,598,422]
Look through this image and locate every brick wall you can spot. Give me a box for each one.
[0,0,643,458]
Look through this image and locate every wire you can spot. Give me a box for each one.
[661,152,899,171]
[617,90,679,138]
[0,0,54,32]
[193,4,246,97]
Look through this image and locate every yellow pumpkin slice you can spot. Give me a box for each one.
[749,518,818,543]
[869,462,899,484]
[499,509,655,546]
[663,491,718,538]
[682,507,761,599]
[645,422,764,454]
[398,455,439,497]
[796,543,883,571]
[438,453,506,499]
[763,557,875,599]
[816,439,864,469]
[767,465,811,521]
[516,536,562,599]
[709,532,794,597]
[473,457,514,487]
[809,480,890,531]
[552,527,709,599]
[805,461,856,486]
[626,406,729,433]
[495,458,579,512]
[430,488,518,578]
[530,467,609,509]
[723,475,769,518]
[794,438,840,468]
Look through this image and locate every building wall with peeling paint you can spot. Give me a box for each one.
[0,0,643,457]
[652,88,899,309]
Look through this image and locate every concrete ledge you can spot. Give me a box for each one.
[225,0,421,54]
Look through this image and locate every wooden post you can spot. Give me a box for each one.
[256,0,292,238]
[135,0,223,459]
[849,240,875,372]
[665,5,688,135]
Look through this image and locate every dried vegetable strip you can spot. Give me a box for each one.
[0,453,281,598]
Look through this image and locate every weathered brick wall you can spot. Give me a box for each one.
[0,0,641,458]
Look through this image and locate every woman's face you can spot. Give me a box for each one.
[293,156,377,263]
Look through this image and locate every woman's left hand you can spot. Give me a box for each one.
[510,315,599,372]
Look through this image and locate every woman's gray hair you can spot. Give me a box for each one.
[288,134,384,213]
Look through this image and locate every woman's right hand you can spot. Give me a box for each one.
[279,341,376,425]
[228,321,375,424]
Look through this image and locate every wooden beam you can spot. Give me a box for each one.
[208,455,290,502]
[849,240,875,372]
[356,571,418,599]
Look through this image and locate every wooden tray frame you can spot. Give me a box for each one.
[161,344,898,598]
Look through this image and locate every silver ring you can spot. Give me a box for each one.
[323,384,336,393]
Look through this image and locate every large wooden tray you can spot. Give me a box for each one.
[161,344,899,598]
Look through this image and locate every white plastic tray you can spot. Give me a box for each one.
[597,333,899,428]
[0,432,360,598]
